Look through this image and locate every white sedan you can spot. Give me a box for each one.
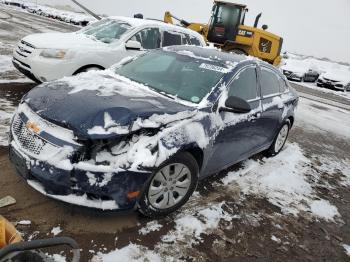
[12,16,205,82]
[317,69,350,91]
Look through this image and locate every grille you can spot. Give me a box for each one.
[15,40,35,58]
[12,114,46,155]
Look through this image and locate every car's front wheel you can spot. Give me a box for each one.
[265,120,290,156]
[138,152,199,217]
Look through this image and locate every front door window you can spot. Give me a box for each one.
[130,28,161,50]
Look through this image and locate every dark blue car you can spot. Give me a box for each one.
[9,46,298,217]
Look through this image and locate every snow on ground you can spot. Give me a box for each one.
[139,221,163,235]
[0,97,15,146]
[17,220,31,225]
[92,244,162,262]
[343,244,350,257]
[310,200,340,222]
[0,55,12,72]
[296,98,350,140]
[51,226,62,236]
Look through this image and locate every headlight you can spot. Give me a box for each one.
[40,49,67,59]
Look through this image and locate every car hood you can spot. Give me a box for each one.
[22,72,194,140]
[22,32,106,49]
[322,70,350,83]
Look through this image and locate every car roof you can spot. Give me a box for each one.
[107,16,203,38]
[163,45,247,65]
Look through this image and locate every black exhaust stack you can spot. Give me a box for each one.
[254,13,262,28]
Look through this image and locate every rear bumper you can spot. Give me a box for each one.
[9,142,152,210]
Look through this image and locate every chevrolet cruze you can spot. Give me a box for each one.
[9,46,298,217]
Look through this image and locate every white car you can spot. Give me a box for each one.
[317,69,350,91]
[12,16,206,82]
[281,60,320,82]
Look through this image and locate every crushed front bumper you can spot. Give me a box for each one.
[9,143,152,210]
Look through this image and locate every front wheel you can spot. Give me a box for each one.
[265,121,290,156]
[138,152,199,217]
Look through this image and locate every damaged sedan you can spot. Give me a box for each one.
[9,46,298,217]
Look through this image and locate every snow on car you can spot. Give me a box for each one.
[12,16,205,83]
[8,46,298,217]
[281,59,319,82]
[317,68,350,91]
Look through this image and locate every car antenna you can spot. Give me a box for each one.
[70,0,102,20]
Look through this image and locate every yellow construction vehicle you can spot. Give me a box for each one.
[164,0,283,65]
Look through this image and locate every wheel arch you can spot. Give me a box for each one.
[73,64,105,75]
[181,145,204,172]
[287,115,294,127]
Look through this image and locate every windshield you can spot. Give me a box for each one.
[115,51,227,104]
[81,19,131,44]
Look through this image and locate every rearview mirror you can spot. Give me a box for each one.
[220,96,251,113]
[125,40,142,50]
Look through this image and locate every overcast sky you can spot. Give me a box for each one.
[33,0,350,63]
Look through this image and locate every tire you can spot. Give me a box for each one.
[265,120,291,157]
[138,152,199,217]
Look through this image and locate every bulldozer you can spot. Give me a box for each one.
[164,0,283,65]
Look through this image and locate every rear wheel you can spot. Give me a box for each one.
[138,152,199,217]
[265,121,290,156]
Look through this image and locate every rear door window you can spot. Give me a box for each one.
[190,36,202,46]
[163,31,182,47]
[181,34,202,46]
[260,68,281,97]
[130,28,161,49]
[279,77,289,93]
[228,66,258,101]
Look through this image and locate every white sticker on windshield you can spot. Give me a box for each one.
[191,96,200,103]
[199,63,228,73]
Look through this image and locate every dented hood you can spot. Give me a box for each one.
[23,74,193,139]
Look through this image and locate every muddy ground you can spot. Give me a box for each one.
[0,81,349,261]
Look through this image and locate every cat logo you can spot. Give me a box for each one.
[26,121,40,134]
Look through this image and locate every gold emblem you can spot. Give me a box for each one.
[26,121,40,134]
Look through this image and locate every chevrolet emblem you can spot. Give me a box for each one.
[26,121,40,134]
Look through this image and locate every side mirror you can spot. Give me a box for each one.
[221,96,251,113]
[262,24,268,30]
[125,40,142,50]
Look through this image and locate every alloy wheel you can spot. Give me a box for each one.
[148,163,192,210]
[274,124,289,152]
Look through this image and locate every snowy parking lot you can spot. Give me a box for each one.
[0,3,350,262]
